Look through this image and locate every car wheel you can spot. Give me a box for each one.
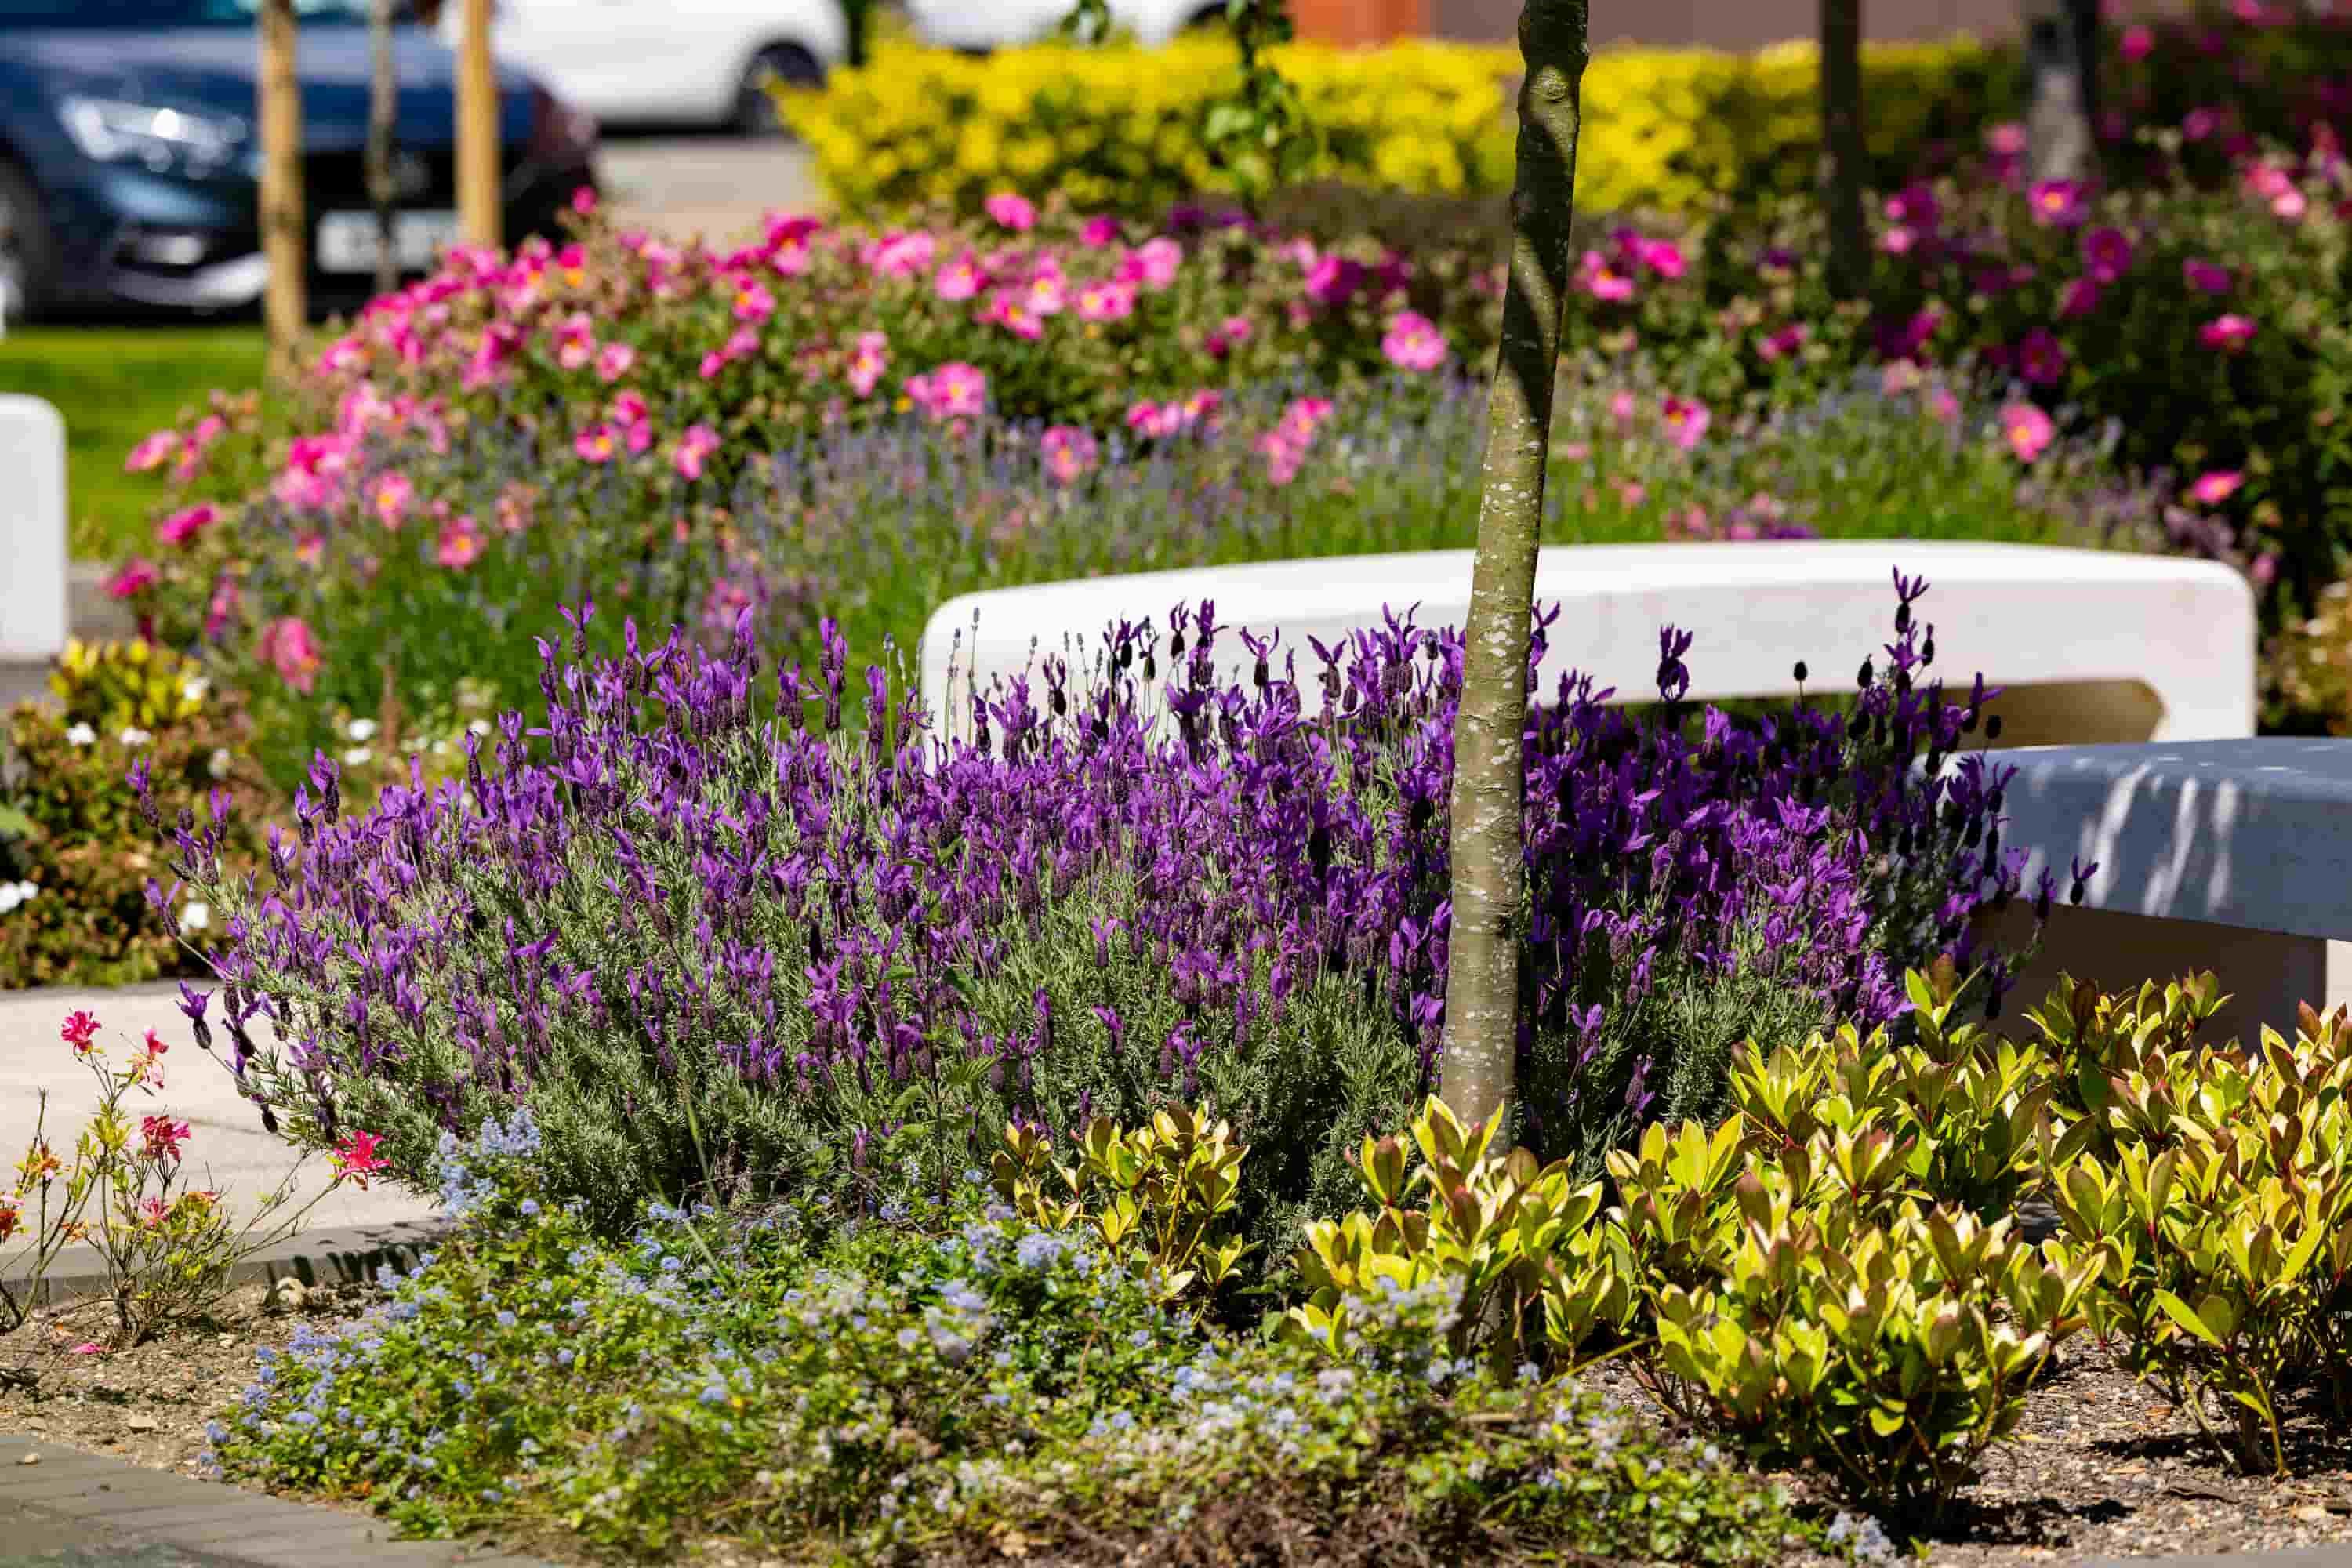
[0,159,59,325]
[734,44,825,137]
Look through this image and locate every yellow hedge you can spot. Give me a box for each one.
[778,33,2018,220]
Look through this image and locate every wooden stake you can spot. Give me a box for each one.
[457,0,500,249]
[257,0,306,380]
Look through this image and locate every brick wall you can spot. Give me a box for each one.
[1422,0,2027,47]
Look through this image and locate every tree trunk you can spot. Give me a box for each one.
[456,0,501,249]
[1436,0,1590,1131]
[258,0,306,381]
[1820,0,1867,298]
[367,0,399,297]
[2023,0,2095,184]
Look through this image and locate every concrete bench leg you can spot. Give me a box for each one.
[1975,902,2343,1047]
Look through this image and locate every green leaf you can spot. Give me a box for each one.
[2154,1290,2226,1348]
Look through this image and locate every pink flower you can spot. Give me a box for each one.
[610,390,650,429]
[68,1342,107,1356]
[1024,274,1068,317]
[368,472,412,529]
[1609,390,1638,431]
[673,424,722,479]
[570,184,598,216]
[329,1130,390,1189]
[1884,183,1941,230]
[1276,396,1334,446]
[984,192,1037,231]
[2080,225,2133,281]
[61,1010,100,1054]
[1985,122,2028,157]
[1758,322,1809,361]
[910,361,987,421]
[1076,279,1137,322]
[1040,426,1100,485]
[865,230,937,278]
[846,332,889,398]
[154,503,218,547]
[2120,23,2153,60]
[2028,180,2088,227]
[256,616,322,693]
[1123,238,1182,291]
[103,558,158,599]
[2057,277,2104,319]
[1380,310,1447,372]
[2183,106,2221,141]
[1637,238,1686,278]
[125,430,178,473]
[1080,216,1121,248]
[2201,313,2257,352]
[1928,387,1962,425]
[596,341,637,382]
[985,290,1045,341]
[2183,258,2233,295]
[2017,327,2069,386]
[434,514,484,569]
[1577,249,1635,303]
[575,422,621,463]
[934,252,984,302]
[1880,225,1917,256]
[1660,395,1711,451]
[2002,401,2056,463]
[140,1115,191,1163]
[551,311,596,370]
[1302,254,1365,306]
[2189,470,2245,505]
[1126,400,1182,439]
[1179,390,1222,430]
[732,280,775,324]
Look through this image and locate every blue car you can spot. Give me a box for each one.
[0,0,598,319]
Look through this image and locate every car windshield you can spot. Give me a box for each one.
[0,0,372,24]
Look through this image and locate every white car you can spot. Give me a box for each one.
[441,0,846,134]
[902,0,1225,53]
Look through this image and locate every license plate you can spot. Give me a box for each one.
[315,210,459,274]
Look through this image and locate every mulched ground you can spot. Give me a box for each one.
[8,1284,2352,1565]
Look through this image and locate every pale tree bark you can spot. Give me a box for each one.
[258,0,306,381]
[1436,0,1590,1131]
[456,0,502,249]
[1820,0,1867,298]
[367,0,399,297]
[2022,0,2096,184]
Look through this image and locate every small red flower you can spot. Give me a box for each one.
[330,1131,391,1189]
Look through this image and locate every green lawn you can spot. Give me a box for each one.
[0,325,267,562]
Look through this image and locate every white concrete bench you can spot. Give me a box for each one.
[0,395,67,664]
[920,541,2255,749]
[1981,740,2352,1044]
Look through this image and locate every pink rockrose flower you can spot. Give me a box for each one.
[575,422,621,463]
[2189,470,2245,505]
[104,558,158,598]
[154,503,218,547]
[1380,310,1447,372]
[1040,425,1100,485]
[673,424,722,480]
[984,192,1037,231]
[1076,279,1137,322]
[934,251,984,302]
[2002,401,2055,463]
[1660,395,1711,451]
[256,615,322,693]
[595,341,637,382]
[845,332,889,397]
[2201,313,2257,352]
[435,514,484,569]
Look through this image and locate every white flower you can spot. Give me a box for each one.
[0,881,34,915]
[180,901,212,932]
[430,739,452,757]
[64,722,96,747]
[181,677,210,703]
[209,748,233,779]
[346,718,379,742]
[467,719,492,736]
[343,746,373,768]
[118,727,151,748]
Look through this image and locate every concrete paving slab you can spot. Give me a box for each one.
[0,982,440,1243]
[596,137,822,245]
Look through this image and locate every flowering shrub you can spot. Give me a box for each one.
[0,641,263,989]
[1,1012,363,1347]
[209,1111,1802,1562]
[116,354,2158,790]
[779,32,2011,220]
[175,574,2031,1265]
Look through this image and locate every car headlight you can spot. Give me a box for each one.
[59,97,247,175]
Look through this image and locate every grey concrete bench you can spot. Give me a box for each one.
[1981,739,2352,1043]
[0,394,67,665]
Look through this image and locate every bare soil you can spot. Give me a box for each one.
[9,1287,2352,1565]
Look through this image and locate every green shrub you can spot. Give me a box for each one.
[0,641,263,989]
[211,1112,1805,1565]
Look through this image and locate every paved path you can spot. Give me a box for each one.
[0,1434,546,1567]
[0,982,437,1240]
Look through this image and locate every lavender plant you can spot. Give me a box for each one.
[164,575,2033,1250]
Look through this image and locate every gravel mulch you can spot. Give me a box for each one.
[10,1284,2352,1566]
